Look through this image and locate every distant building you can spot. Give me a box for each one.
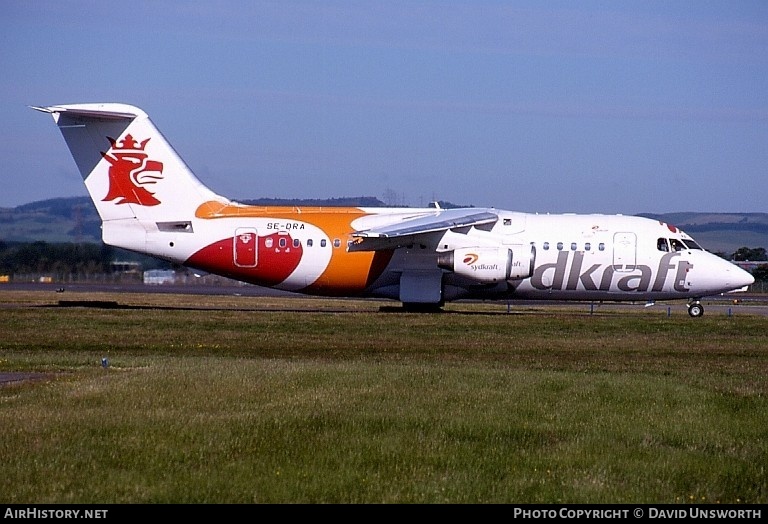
[732,261,767,272]
[143,269,176,285]
[111,261,142,274]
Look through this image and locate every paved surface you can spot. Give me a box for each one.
[2,282,767,315]
[0,282,297,297]
[0,372,54,386]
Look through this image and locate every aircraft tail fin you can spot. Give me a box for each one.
[32,103,228,254]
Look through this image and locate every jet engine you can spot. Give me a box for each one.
[436,245,535,283]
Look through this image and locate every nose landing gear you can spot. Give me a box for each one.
[687,300,704,318]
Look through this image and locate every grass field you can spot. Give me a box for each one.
[1,290,766,503]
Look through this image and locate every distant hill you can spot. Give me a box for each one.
[242,196,387,207]
[637,212,768,255]
[0,197,101,244]
[0,196,392,244]
[1,197,765,256]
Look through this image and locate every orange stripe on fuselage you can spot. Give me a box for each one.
[195,201,393,294]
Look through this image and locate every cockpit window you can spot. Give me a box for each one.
[670,239,686,252]
[660,237,703,252]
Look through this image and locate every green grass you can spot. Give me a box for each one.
[0,291,766,503]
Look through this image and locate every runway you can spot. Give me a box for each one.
[2,281,766,315]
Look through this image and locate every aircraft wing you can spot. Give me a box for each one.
[349,209,499,251]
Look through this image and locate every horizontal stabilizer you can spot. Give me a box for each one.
[31,104,145,120]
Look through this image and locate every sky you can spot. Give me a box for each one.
[2,0,767,214]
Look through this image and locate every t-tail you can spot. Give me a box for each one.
[32,103,228,260]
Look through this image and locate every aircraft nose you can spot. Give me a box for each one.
[734,264,755,288]
[695,254,755,294]
[720,259,755,290]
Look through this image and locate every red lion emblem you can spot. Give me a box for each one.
[101,134,164,206]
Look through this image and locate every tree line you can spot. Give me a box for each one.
[0,241,169,278]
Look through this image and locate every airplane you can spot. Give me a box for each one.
[32,103,754,317]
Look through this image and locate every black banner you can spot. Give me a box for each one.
[0,504,765,517]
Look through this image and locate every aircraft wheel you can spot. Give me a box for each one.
[687,302,704,318]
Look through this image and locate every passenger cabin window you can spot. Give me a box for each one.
[543,242,550,250]
[333,239,341,248]
[585,242,591,251]
[279,238,287,248]
[321,239,327,247]
[657,238,670,252]
[293,238,300,248]
[598,243,605,251]
[557,242,563,251]
[307,239,313,247]
[570,242,577,251]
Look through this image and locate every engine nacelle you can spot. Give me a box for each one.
[437,245,535,283]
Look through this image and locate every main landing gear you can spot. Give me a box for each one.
[687,300,704,318]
